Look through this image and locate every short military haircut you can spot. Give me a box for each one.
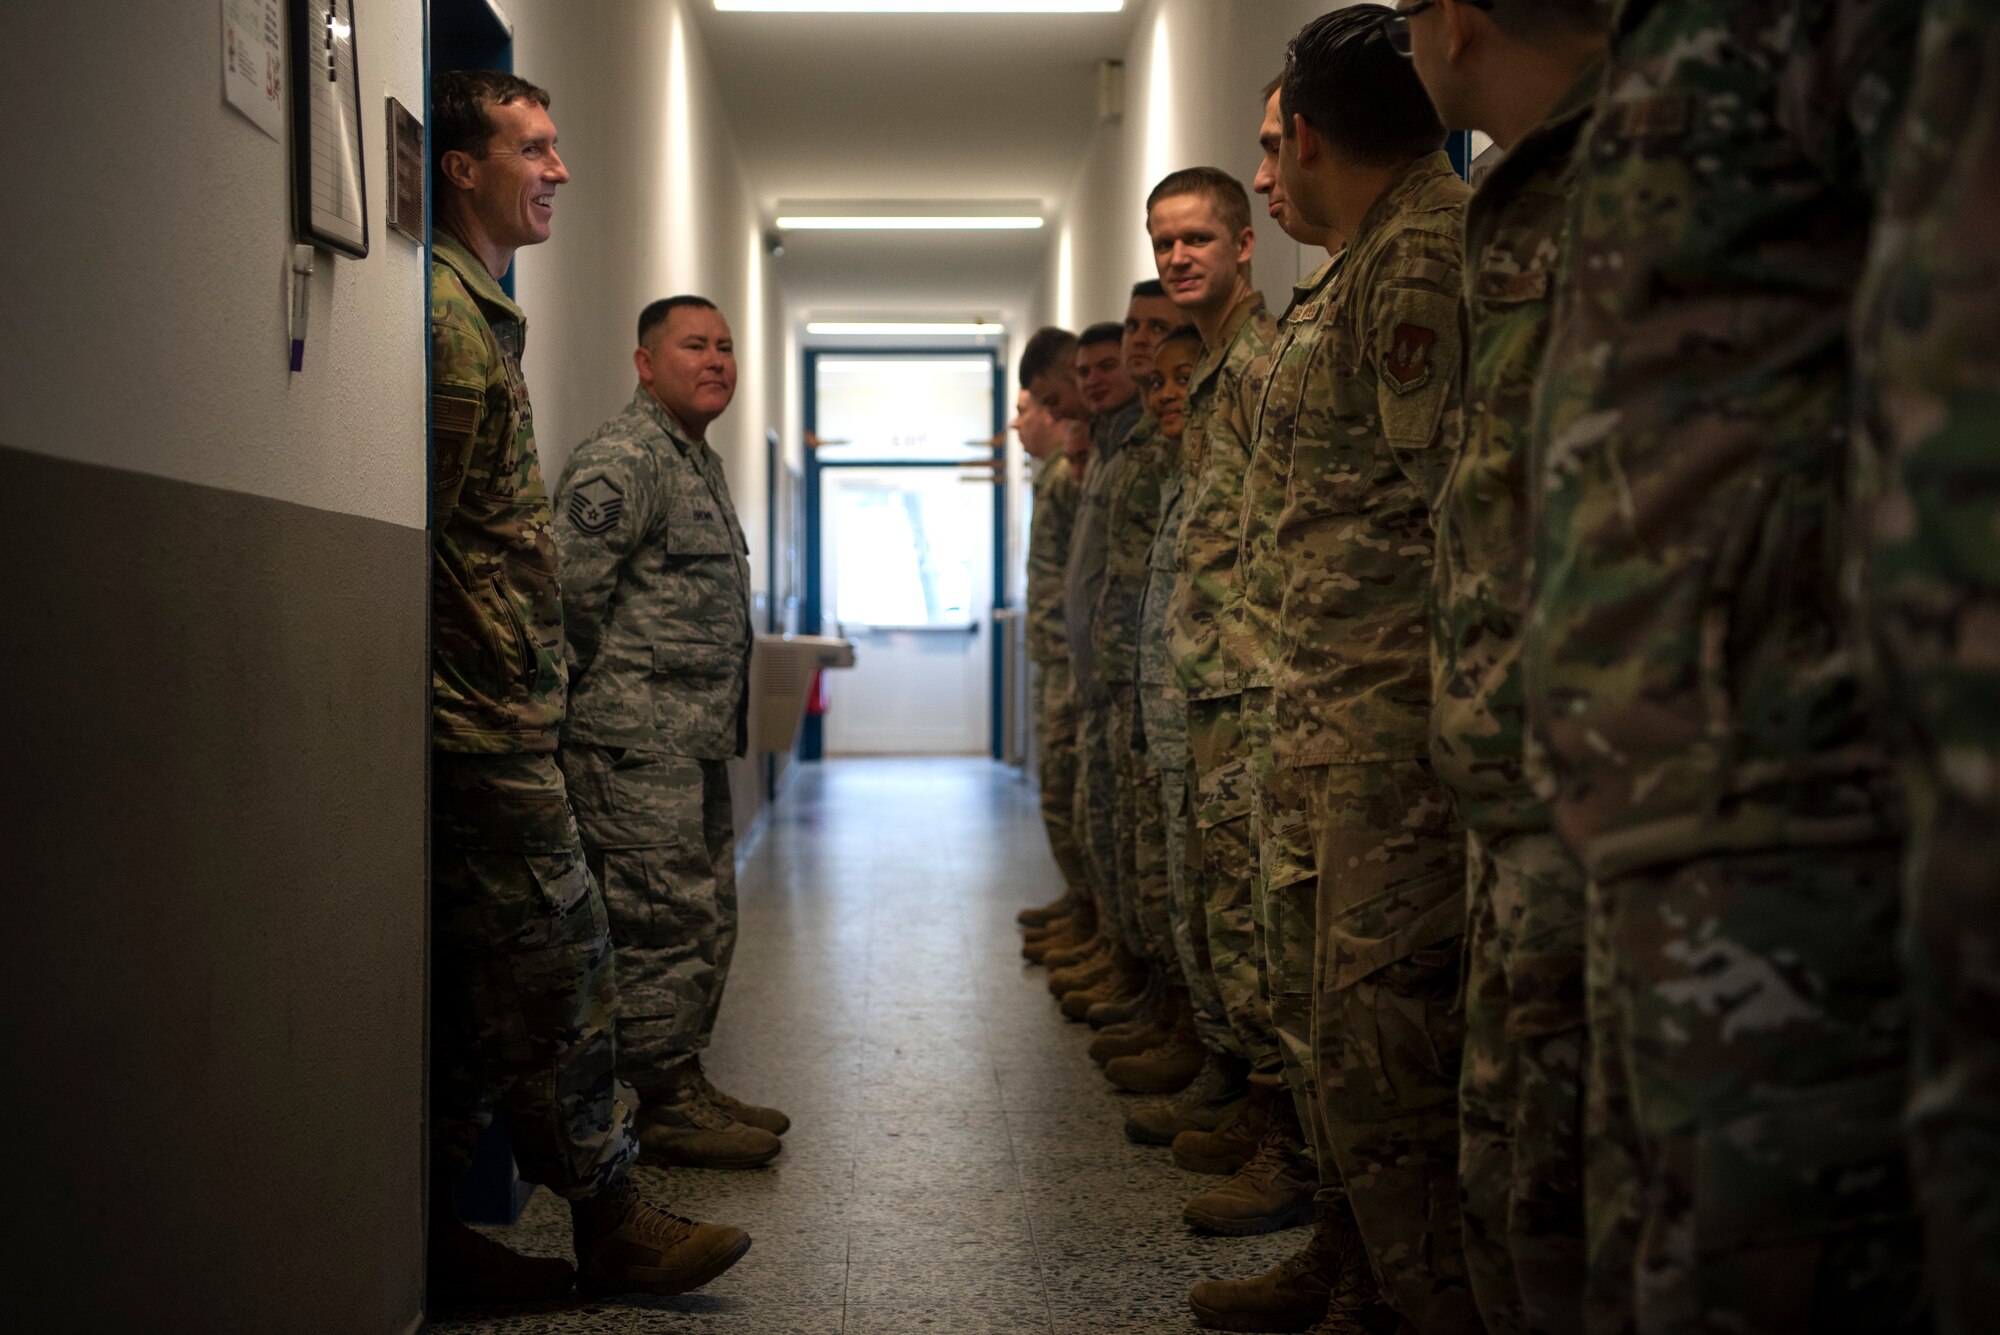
[1131,279,1166,299]
[637,295,720,346]
[432,70,551,183]
[1020,326,1079,385]
[1281,6,1446,168]
[1261,73,1283,102]
[1078,321,1126,350]
[1160,323,1204,353]
[1492,0,1610,39]
[1146,167,1254,237]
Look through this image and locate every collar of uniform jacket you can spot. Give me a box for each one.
[1190,289,1270,398]
[1093,396,1144,457]
[1352,149,1460,253]
[432,229,525,328]
[1468,56,1609,237]
[630,386,706,458]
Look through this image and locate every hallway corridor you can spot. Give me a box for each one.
[434,757,1295,1333]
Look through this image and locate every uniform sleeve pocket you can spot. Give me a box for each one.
[653,639,742,678]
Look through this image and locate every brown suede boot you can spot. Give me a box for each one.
[1105,1009,1205,1094]
[1181,1117,1318,1235]
[1042,926,1106,971]
[1047,938,1111,994]
[1126,1049,1247,1145]
[1059,946,1145,1018]
[1023,911,1093,963]
[1088,999,1175,1066]
[685,1054,789,1136]
[1084,967,1162,1028]
[1172,1078,1276,1175]
[1018,889,1081,928]
[637,1085,783,1169]
[1186,1195,1353,1331]
[1305,1213,1401,1335]
[571,1180,751,1298]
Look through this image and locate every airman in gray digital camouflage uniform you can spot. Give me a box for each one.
[554,295,789,1171]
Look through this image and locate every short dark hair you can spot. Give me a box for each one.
[1493,0,1610,39]
[637,295,720,346]
[1159,323,1204,354]
[1281,6,1445,168]
[1261,73,1283,102]
[1020,327,1079,385]
[1131,279,1166,299]
[1146,167,1253,237]
[432,70,550,184]
[1078,322,1125,350]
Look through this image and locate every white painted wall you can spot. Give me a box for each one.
[0,0,428,530]
[1036,0,1351,332]
[509,0,782,593]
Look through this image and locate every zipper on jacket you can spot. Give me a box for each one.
[492,573,538,694]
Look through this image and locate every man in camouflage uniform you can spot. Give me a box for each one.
[1014,367,1093,952]
[1855,7,2000,1330]
[1401,5,1607,1331]
[1526,1,1926,1329]
[553,295,788,1171]
[1125,325,1254,1146]
[1190,83,1362,1334]
[1056,321,1148,1015]
[1088,282,1212,1094]
[1268,10,1482,1330]
[426,70,748,1303]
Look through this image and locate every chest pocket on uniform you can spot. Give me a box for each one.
[664,503,735,556]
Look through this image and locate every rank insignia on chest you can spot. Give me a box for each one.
[568,475,626,536]
[1384,324,1437,393]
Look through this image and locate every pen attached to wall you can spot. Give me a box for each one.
[290,245,315,372]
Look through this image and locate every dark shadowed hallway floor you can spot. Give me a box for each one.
[431,757,1295,1333]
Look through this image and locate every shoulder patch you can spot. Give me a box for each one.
[1383,324,1439,394]
[431,384,483,492]
[566,475,627,536]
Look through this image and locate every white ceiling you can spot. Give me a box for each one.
[691,1,1145,318]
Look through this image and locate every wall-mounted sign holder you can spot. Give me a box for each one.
[385,96,424,244]
[291,0,369,258]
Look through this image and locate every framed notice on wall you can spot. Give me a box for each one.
[291,0,369,257]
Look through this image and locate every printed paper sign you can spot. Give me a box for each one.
[223,0,285,141]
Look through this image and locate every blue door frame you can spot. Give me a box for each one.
[800,346,1009,761]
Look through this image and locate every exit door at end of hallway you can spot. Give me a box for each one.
[805,350,1006,758]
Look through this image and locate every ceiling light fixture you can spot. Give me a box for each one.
[776,215,1044,231]
[808,322,1006,336]
[718,1,1121,13]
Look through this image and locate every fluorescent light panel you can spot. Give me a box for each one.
[809,322,1005,336]
[719,2,1121,12]
[778,215,1043,231]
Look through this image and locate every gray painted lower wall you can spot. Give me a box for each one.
[0,446,428,1332]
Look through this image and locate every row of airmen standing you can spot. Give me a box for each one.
[1012,4,1995,1334]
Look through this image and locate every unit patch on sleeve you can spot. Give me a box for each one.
[567,475,627,536]
[1383,323,1438,393]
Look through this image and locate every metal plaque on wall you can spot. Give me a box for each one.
[385,97,424,244]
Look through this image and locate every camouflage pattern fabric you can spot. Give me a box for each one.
[557,745,737,1100]
[1853,3,2000,1329]
[1188,695,1283,1076]
[1526,3,1925,1329]
[1431,64,1602,1335]
[1302,759,1476,1334]
[1110,681,1173,964]
[430,230,568,755]
[1244,687,1318,1151]
[1271,151,1469,772]
[431,751,636,1197]
[1034,659,1091,898]
[1065,400,1145,711]
[1142,478,1238,1052]
[1168,292,1278,701]
[1026,452,1080,667]
[1073,702,1123,941]
[554,388,754,762]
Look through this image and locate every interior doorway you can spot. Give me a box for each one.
[803,350,1006,758]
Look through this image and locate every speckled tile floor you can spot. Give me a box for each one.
[429,757,1299,1333]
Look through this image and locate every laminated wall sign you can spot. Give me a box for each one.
[290,0,368,257]
[222,0,285,141]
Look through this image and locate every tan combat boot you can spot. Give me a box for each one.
[1042,925,1107,971]
[685,1054,789,1136]
[1186,1195,1352,1331]
[1060,947,1146,1019]
[1181,1114,1317,1235]
[1085,967,1162,1028]
[637,1084,782,1169]
[1024,910,1094,964]
[1172,1078,1276,1174]
[1105,1003,1205,1094]
[1018,888,1082,928]
[1126,1049,1247,1145]
[571,1180,751,1298]
[1047,938,1112,994]
[1088,996,1175,1066]
[1304,1215,1400,1335]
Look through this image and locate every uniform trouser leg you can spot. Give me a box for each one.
[1033,659,1090,896]
[1110,681,1170,963]
[431,750,637,1199]
[1458,827,1587,1335]
[1586,842,1923,1335]
[558,744,738,1102]
[1075,703,1124,939]
[1254,762,1320,1158]
[1905,768,2000,1335]
[1188,694,1283,1077]
[1303,759,1480,1334]
[1148,684,1238,1055]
